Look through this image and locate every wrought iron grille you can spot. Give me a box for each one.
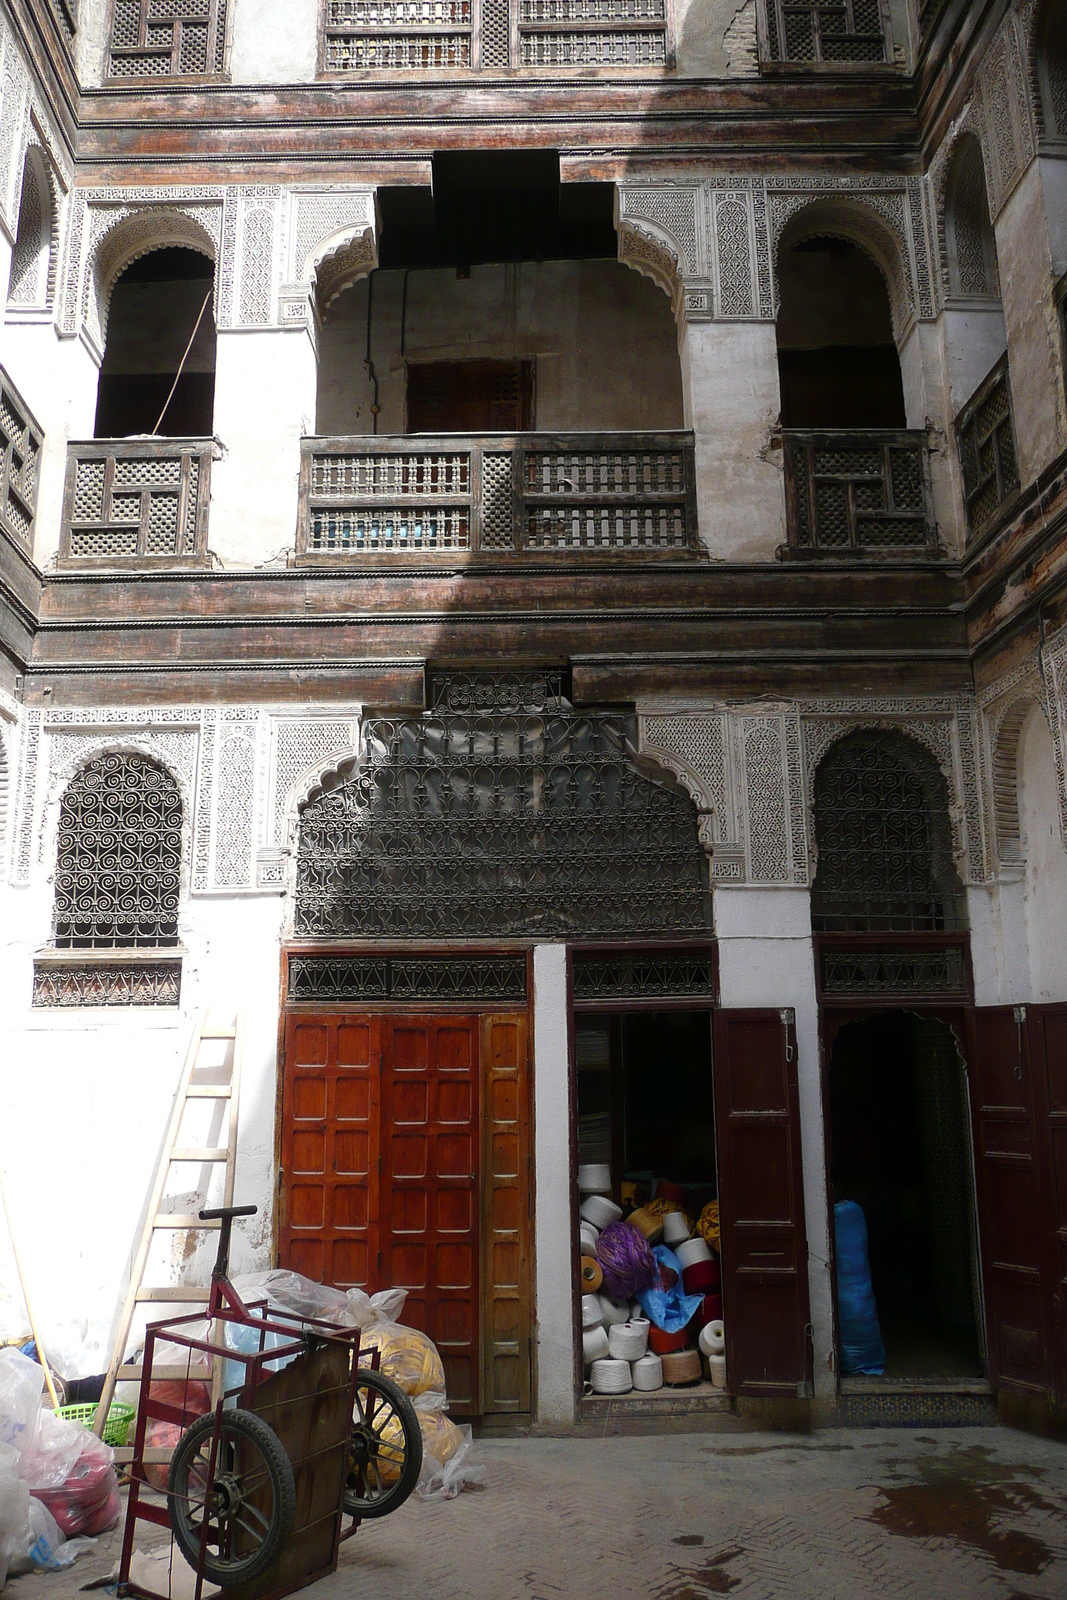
[54,753,183,949]
[762,0,888,62]
[295,677,711,940]
[33,959,182,1007]
[811,733,967,933]
[288,953,527,1002]
[782,431,937,555]
[819,944,967,995]
[572,951,716,1002]
[956,358,1020,538]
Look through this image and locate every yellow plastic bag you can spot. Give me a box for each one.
[359,1323,446,1398]
[697,1200,720,1251]
[419,1408,464,1467]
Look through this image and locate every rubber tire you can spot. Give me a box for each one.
[344,1368,423,1519]
[167,1408,296,1586]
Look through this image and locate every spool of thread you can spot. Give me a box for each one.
[708,1353,727,1390]
[582,1325,610,1366]
[608,1319,650,1361]
[578,1162,612,1194]
[582,1293,605,1330]
[631,1352,663,1392]
[662,1211,690,1247]
[589,1358,632,1395]
[695,1292,724,1327]
[579,1221,600,1252]
[655,1179,686,1206]
[580,1255,603,1292]
[598,1292,631,1327]
[676,1236,712,1270]
[682,1259,719,1296]
[648,1324,689,1356]
[662,1348,702,1386]
[625,1207,664,1245]
[699,1319,725,1358]
[581,1195,623,1230]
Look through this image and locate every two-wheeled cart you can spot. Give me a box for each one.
[118,1205,422,1600]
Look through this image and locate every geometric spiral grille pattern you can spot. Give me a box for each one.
[296,680,711,939]
[54,753,183,947]
[811,732,966,933]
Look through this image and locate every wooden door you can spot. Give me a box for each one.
[406,360,533,432]
[381,1016,480,1413]
[713,1007,812,1397]
[1028,1006,1067,1406]
[481,1013,532,1413]
[965,1006,1052,1399]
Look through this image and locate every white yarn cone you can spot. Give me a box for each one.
[583,1325,610,1366]
[589,1357,632,1394]
[632,1353,663,1392]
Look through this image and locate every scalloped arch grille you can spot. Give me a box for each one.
[54,753,183,948]
[811,732,966,933]
[295,682,711,940]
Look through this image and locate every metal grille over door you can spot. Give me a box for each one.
[295,671,711,939]
[811,732,966,933]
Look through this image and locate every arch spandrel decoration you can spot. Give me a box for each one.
[295,672,712,941]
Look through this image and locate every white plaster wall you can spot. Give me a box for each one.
[966,878,1031,1005]
[0,874,283,1374]
[531,943,576,1428]
[1038,156,1067,279]
[229,0,318,84]
[211,326,317,564]
[938,306,1008,416]
[679,319,786,561]
[713,886,834,1399]
[1019,707,1067,1002]
[674,0,758,76]
[0,321,101,565]
[898,319,967,553]
[995,162,1067,483]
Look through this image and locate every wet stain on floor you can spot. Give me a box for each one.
[868,1445,1064,1576]
[657,1544,746,1598]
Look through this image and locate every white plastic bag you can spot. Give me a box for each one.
[415,1424,486,1503]
[233,1271,351,1324]
[344,1287,408,1327]
[17,1408,91,1491]
[0,1351,43,1453]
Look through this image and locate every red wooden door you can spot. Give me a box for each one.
[279,1014,381,1290]
[381,1017,480,1415]
[713,1007,812,1397]
[965,1005,1052,1400]
[1022,1004,1067,1406]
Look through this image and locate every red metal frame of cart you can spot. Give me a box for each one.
[118,1269,379,1600]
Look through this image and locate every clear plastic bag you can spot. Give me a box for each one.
[415,1424,486,1503]
[17,1408,93,1491]
[0,1351,43,1453]
[357,1323,445,1399]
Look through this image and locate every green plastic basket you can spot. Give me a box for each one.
[56,1400,136,1448]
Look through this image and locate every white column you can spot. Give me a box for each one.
[532,942,576,1428]
[714,886,834,1401]
[210,323,318,565]
[678,317,786,561]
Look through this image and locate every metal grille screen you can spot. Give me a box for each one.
[295,674,711,939]
[811,733,966,933]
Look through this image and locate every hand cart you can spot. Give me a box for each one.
[118,1205,423,1600]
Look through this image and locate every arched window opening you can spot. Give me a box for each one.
[945,136,999,300]
[776,237,905,429]
[95,247,216,438]
[54,752,183,948]
[1038,0,1067,140]
[811,732,967,933]
[7,150,52,309]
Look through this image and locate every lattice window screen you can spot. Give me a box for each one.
[107,0,228,77]
[811,732,966,932]
[763,0,888,63]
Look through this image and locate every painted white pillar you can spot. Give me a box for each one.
[714,886,834,1401]
[532,942,576,1428]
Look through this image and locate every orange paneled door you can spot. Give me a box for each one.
[279,1010,530,1418]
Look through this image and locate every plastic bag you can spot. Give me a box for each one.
[233,1271,352,1324]
[417,1408,464,1467]
[344,1287,408,1327]
[358,1323,445,1399]
[143,1380,210,1491]
[415,1424,486,1503]
[0,1350,44,1453]
[32,1435,120,1538]
[17,1408,92,1491]
[636,1245,703,1333]
[834,1200,885,1376]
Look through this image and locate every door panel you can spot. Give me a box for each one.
[1025,1004,1067,1405]
[481,1013,531,1413]
[965,1006,1050,1395]
[713,1008,812,1397]
[381,1016,480,1415]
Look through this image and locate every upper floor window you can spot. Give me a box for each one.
[53,753,183,949]
[759,0,890,66]
[106,0,228,79]
[96,247,216,438]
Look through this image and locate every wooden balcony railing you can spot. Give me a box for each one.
[297,432,701,560]
[0,369,43,556]
[59,438,213,566]
[782,429,938,557]
[955,356,1020,540]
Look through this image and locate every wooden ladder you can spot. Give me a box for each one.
[92,1007,244,1460]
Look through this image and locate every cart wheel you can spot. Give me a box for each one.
[167,1408,296,1585]
[344,1368,423,1519]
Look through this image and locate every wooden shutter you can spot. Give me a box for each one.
[279,1015,381,1289]
[480,1013,532,1413]
[1023,1005,1067,1406]
[382,1017,480,1415]
[965,1006,1052,1398]
[713,1007,812,1397]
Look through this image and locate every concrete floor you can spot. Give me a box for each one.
[10,1426,1067,1600]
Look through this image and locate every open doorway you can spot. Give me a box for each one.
[828,1011,984,1382]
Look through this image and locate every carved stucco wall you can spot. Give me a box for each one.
[0,13,71,305]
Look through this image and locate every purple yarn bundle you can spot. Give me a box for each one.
[595,1220,657,1299]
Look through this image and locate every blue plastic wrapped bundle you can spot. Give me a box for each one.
[834,1200,885,1375]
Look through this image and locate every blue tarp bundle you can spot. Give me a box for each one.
[834,1199,886,1375]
